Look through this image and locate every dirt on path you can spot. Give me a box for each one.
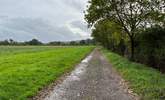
[41,49,138,100]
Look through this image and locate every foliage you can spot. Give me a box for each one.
[25,39,43,45]
[103,49,165,100]
[0,39,43,46]
[48,39,95,46]
[92,19,127,55]
[0,39,95,46]
[85,0,165,59]
[135,26,165,72]
[0,46,94,100]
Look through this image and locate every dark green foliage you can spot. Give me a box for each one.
[0,39,95,46]
[0,40,10,45]
[135,26,165,72]
[117,39,126,56]
[92,19,127,55]
[85,0,165,72]
[0,39,43,46]
[85,0,165,60]
[48,41,63,45]
[48,39,95,46]
[25,39,43,45]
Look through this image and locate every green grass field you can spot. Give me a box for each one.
[103,49,165,100]
[0,46,94,100]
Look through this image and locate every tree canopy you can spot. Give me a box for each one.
[85,0,165,60]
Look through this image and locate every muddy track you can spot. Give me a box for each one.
[37,49,138,100]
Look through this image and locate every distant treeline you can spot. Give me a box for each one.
[0,38,95,46]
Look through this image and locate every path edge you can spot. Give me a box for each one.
[30,48,95,100]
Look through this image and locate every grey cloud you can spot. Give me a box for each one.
[70,20,88,31]
[0,17,84,42]
[63,0,86,11]
[0,0,91,42]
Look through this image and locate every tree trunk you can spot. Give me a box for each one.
[130,36,135,61]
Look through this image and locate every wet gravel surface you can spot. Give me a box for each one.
[43,49,138,100]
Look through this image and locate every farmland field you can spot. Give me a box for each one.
[0,46,94,100]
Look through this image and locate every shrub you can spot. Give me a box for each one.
[135,26,165,72]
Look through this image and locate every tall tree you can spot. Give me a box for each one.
[92,19,125,50]
[85,0,165,60]
[26,39,43,45]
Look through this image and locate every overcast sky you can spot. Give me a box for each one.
[0,0,91,42]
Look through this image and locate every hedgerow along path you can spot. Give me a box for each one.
[0,46,94,100]
[103,49,165,99]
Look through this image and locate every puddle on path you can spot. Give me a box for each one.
[44,52,93,100]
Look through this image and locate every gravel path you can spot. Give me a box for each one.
[43,49,138,100]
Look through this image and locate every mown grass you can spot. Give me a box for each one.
[102,49,165,100]
[0,46,94,100]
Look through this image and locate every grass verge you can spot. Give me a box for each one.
[0,46,94,100]
[102,49,165,100]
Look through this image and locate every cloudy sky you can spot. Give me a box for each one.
[0,0,91,42]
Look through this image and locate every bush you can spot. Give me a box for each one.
[135,26,165,72]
